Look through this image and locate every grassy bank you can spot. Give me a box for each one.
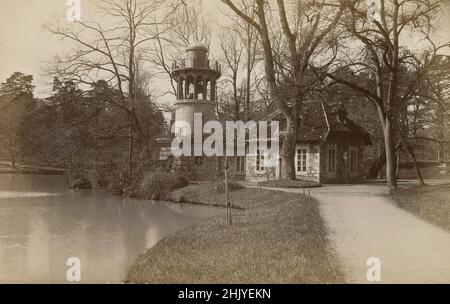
[0,162,65,175]
[258,179,322,189]
[127,184,344,283]
[392,184,450,233]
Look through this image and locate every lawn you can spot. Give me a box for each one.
[127,184,343,283]
[392,184,450,232]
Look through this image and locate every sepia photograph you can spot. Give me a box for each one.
[0,0,450,292]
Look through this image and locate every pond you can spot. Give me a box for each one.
[0,174,215,283]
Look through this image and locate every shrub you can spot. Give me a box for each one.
[214,180,244,193]
[138,171,189,200]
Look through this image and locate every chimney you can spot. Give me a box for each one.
[332,102,348,123]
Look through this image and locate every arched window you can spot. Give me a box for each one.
[178,77,184,99]
[205,79,211,101]
[187,76,195,99]
[196,76,203,100]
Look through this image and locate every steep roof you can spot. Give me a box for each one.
[255,100,372,145]
[322,102,372,145]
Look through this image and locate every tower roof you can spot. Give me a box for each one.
[171,43,221,77]
[186,43,208,53]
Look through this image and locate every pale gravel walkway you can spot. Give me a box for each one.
[244,181,450,283]
[315,190,450,283]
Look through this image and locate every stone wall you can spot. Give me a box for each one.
[245,152,278,182]
[243,140,367,184]
[174,100,216,131]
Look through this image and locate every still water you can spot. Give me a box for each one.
[0,174,214,283]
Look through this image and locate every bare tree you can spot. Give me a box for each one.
[222,0,344,179]
[45,0,166,178]
[327,0,449,192]
[218,28,244,120]
[147,0,211,98]
[220,0,260,121]
[421,55,450,164]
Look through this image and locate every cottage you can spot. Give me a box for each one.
[244,101,372,184]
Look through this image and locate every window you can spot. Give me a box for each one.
[350,149,358,173]
[256,150,265,171]
[296,147,308,173]
[236,156,245,172]
[327,146,336,173]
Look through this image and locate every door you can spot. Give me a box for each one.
[349,147,358,179]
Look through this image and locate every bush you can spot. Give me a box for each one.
[214,180,244,193]
[138,171,189,200]
[66,168,93,190]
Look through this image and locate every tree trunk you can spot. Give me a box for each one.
[246,48,251,121]
[224,156,231,226]
[438,116,445,165]
[128,29,135,179]
[129,104,134,178]
[384,118,398,194]
[10,149,16,168]
[281,117,298,180]
[8,134,16,168]
[233,71,239,120]
[366,147,386,179]
[396,145,401,180]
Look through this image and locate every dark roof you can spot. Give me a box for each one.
[322,102,372,145]
[255,101,372,145]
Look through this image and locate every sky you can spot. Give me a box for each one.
[0,0,223,99]
[1,0,450,102]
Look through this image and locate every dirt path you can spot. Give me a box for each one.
[315,189,450,283]
[245,182,450,283]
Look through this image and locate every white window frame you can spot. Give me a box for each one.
[296,145,309,173]
[256,149,265,172]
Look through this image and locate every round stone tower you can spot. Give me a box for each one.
[171,44,221,129]
[170,44,222,180]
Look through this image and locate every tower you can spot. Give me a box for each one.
[171,44,221,129]
[170,44,222,180]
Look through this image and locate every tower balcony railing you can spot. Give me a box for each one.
[171,59,221,73]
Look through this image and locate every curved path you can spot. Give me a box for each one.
[245,181,450,283]
[313,184,450,283]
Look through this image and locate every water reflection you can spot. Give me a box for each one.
[0,174,215,283]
